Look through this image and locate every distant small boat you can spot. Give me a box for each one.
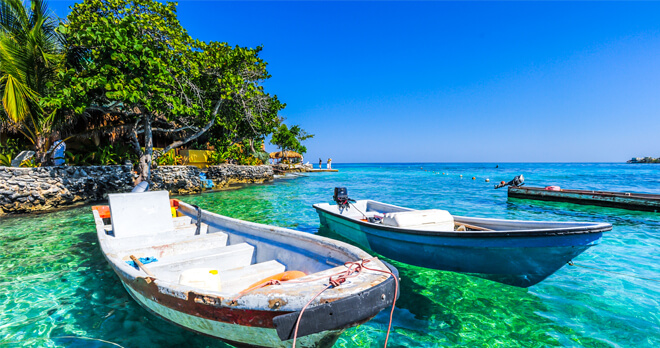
[508,186,660,212]
[313,189,611,287]
[93,191,398,348]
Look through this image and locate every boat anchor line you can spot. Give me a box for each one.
[232,257,400,348]
[567,261,660,283]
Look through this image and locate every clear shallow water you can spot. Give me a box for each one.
[1,163,659,347]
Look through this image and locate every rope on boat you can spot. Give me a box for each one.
[567,261,659,283]
[191,204,202,235]
[291,258,399,348]
[231,257,399,348]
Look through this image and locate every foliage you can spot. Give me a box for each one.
[50,0,284,181]
[19,156,38,167]
[63,144,131,166]
[0,138,21,158]
[94,144,120,165]
[253,150,269,163]
[0,138,36,166]
[0,153,11,166]
[207,150,228,165]
[222,141,264,165]
[0,0,64,163]
[270,123,314,155]
[239,155,262,166]
[155,150,183,166]
[0,153,37,167]
[64,151,93,166]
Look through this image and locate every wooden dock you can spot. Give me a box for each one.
[308,169,338,172]
[508,186,660,212]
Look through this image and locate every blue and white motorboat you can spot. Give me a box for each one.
[313,189,612,287]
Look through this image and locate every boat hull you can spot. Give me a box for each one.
[316,208,603,287]
[94,194,398,348]
[116,270,342,348]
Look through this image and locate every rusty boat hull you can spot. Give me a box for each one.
[508,186,660,212]
[93,191,398,347]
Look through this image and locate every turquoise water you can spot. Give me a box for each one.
[1,163,659,347]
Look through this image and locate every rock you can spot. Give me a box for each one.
[0,164,270,215]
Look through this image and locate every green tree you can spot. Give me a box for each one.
[270,123,314,157]
[50,0,283,181]
[0,0,63,164]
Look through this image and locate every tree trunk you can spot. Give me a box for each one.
[34,135,48,165]
[138,115,152,184]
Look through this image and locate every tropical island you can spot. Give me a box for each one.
[0,0,313,215]
[627,157,660,164]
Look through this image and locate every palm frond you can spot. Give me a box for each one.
[1,73,38,122]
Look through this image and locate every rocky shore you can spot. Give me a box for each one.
[0,164,273,216]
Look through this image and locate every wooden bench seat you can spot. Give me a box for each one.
[219,260,286,294]
[120,231,229,259]
[147,243,255,282]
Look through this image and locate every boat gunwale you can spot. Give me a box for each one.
[313,200,612,238]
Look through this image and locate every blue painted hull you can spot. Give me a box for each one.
[314,202,609,287]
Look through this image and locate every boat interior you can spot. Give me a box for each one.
[318,200,606,232]
[95,191,358,295]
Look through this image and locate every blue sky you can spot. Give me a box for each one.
[49,1,660,163]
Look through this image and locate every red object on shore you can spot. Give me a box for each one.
[545,186,561,191]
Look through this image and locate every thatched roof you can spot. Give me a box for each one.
[269,150,302,159]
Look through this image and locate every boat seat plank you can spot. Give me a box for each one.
[120,232,228,259]
[219,260,286,294]
[172,216,192,227]
[108,223,210,250]
[147,243,255,281]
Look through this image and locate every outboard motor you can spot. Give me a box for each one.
[333,187,354,210]
[494,174,524,189]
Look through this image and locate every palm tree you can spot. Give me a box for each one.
[0,0,62,163]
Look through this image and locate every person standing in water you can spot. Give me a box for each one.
[327,158,332,169]
[319,158,322,169]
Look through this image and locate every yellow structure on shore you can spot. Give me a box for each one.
[179,149,214,168]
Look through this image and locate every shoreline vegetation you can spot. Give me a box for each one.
[0,0,315,214]
[0,0,313,170]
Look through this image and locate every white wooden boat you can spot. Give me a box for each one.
[92,191,398,348]
[314,194,612,287]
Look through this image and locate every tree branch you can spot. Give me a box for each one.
[156,100,223,158]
